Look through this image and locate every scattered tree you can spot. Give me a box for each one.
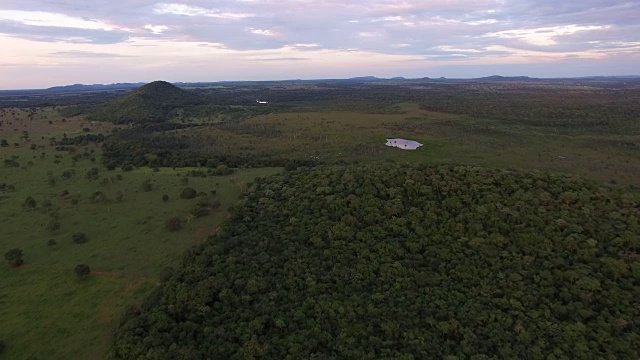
[46,219,61,232]
[24,196,36,210]
[141,180,153,192]
[165,216,183,231]
[180,187,197,199]
[74,264,91,279]
[72,232,88,244]
[4,248,24,267]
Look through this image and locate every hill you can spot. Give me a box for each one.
[86,81,200,124]
[46,83,145,92]
[111,163,640,359]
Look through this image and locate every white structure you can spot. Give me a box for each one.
[256,100,269,104]
[385,138,423,150]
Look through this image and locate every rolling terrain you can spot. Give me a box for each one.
[1,77,639,359]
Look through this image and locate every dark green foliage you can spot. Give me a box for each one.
[159,267,175,282]
[4,248,24,267]
[90,191,108,203]
[189,207,210,218]
[74,264,91,279]
[72,232,88,244]
[179,187,197,199]
[212,164,233,176]
[284,161,298,171]
[141,180,153,192]
[23,196,36,210]
[56,134,105,146]
[3,159,19,167]
[46,219,61,232]
[164,217,183,232]
[112,164,640,359]
[62,170,75,179]
[162,194,169,202]
[86,167,100,181]
[47,239,57,247]
[85,81,201,124]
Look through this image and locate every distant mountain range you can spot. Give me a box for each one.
[45,82,146,92]
[2,75,640,94]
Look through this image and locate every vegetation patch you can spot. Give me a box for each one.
[112,164,640,359]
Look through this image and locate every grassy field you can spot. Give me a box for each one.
[0,108,280,359]
[1,92,638,358]
[178,103,640,185]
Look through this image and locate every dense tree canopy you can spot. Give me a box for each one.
[111,164,640,359]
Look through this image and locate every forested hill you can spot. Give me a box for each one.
[111,164,640,359]
[63,81,202,124]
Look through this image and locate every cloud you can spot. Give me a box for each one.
[0,10,114,30]
[358,32,383,38]
[145,24,169,34]
[50,50,134,58]
[248,57,309,61]
[483,25,611,46]
[0,0,639,88]
[247,28,279,37]
[153,3,255,19]
[466,19,498,26]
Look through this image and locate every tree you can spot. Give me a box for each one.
[284,161,297,171]
[4,248,24,267]
[165,216,183,231]
[72,232,88,244]
[46,219,61,232]
[0,339,5,355]
[24,196,36,210]
[162,194,169,202]
[141,180,153,192]
[180,187,197,199]
[74,264,91,279]
[47,239,57,247]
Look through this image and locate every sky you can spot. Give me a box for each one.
[0,0,639,89]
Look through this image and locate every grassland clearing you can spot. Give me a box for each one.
[0,107,280,359]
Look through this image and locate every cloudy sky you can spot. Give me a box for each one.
[0,0,639,89]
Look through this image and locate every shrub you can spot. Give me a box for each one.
[4,248,24,267]
[47,239,57,247]
[159,267,175,282]
[74,264,91,279]
[46,219,61,232]
[141,180,153,192]
[72,232,88,244]
[179,187,197,199]
[165,216,183,231]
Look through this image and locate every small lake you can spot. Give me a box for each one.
[385,138,423,150]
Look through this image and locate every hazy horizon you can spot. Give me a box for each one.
[4,73,640,91]
[1,0,639,89]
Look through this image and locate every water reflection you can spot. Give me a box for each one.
[385,138,423,150]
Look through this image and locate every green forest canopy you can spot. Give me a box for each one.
[112,164,640,359]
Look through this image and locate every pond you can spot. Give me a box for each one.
[385,138,423,150]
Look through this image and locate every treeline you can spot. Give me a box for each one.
[55,133,106,146]
[111,164,640,359]
[101,124,318,169]
[418,87,640,133]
